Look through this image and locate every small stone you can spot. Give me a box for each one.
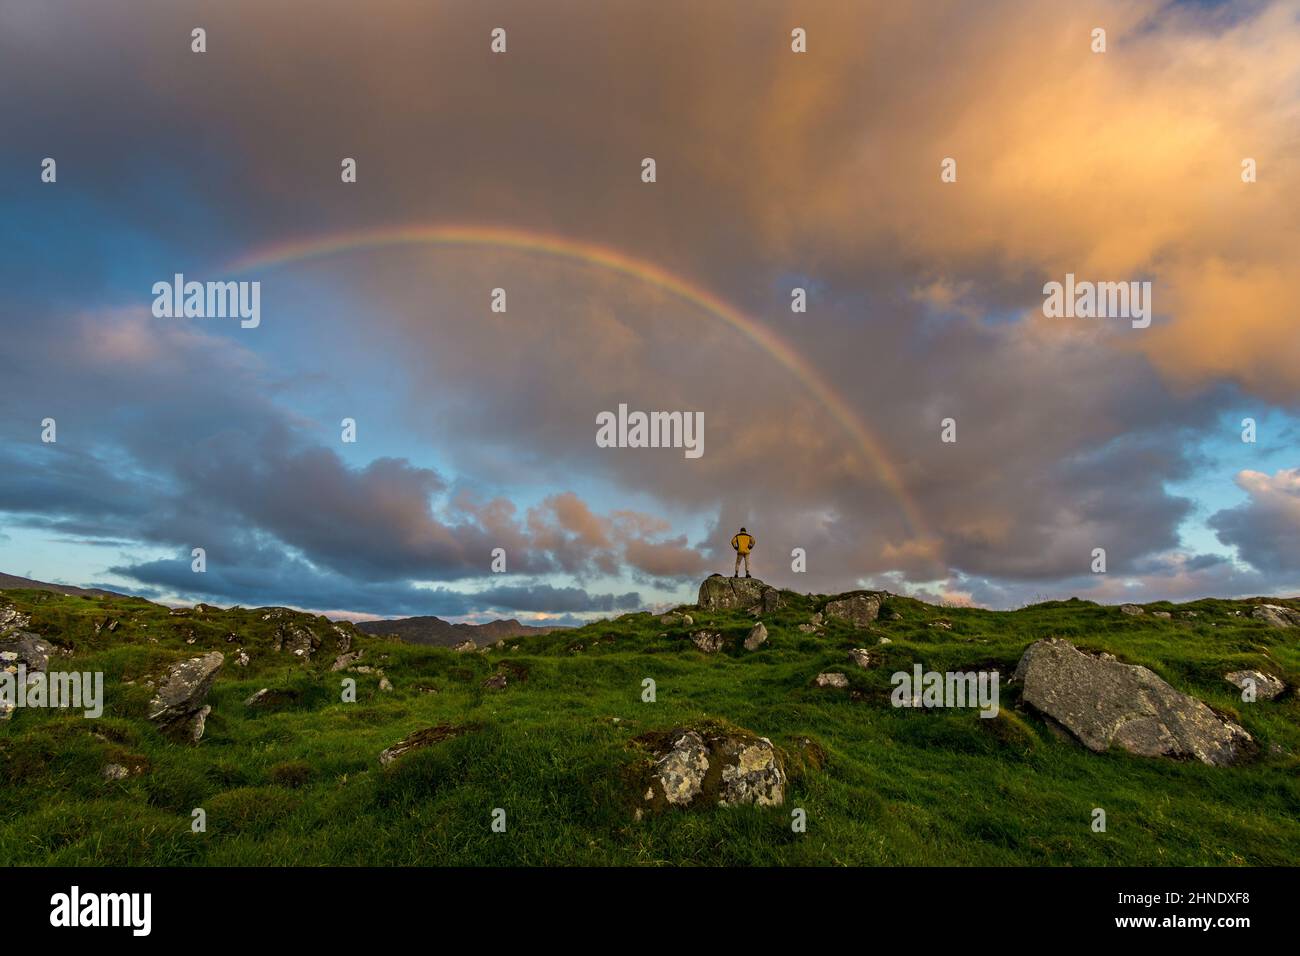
[743,622,768,651]
[814,672,850,689]
[1224,670,1285,701]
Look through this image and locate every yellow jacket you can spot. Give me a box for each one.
[731,532,755,554]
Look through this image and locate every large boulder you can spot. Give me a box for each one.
[148,652,223,742]
[635,725,786,812]
[1013,639,1254,766]
[697,574,768,611]
[1251,604,1300,628]
[824,592,883,627]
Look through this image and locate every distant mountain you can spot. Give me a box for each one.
[0,571,129,599]
[357,614,569,647]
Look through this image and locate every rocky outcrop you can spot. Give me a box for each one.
[1119,604,1144,616]
[451,640,477,653]
[1013,639,1254,766]
[824,592,883,627]
[1225,670,1285,701]
[274,622,320,659]
[743,622,768,651]
[1251,604,1300,628]
[697,574,767,611]
[635,725,786,812]
[0,630,54,720]
[148,652,223,742]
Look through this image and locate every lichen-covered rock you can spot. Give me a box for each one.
[378,724,470,767]
[275,622,320,659]
[0,603,32,636]
[1251,604,1300,628]
[147,652,223,742]
[1119,604,1144,616]
[697,574,768,611]
[1013,638,1254,766]
[330,624,353,654]
[848,648,872,669]
[824,592,882,627]
[743,622,768,651]
[690,630,726,653]
[635,725,786,812]
[1225,670,1285,701]
[814,672,850,689]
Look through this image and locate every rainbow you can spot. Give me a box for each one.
[228,223,930,541]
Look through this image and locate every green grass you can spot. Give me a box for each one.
[1,587,1297,865]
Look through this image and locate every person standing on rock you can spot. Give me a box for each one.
[731,527,755,578]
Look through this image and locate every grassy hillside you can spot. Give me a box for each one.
[1,585,1297,866]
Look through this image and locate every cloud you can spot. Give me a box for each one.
[1210,468,1300,572]
[3,1,1298,611]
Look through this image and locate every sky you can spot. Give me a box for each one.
[1,0,1299,622]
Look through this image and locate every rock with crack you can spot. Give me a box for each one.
[1224,670,1285,701]
[743,622,768,651]
[636,725,786,812]
[824,592,882,627]
[752,587,785,617]
[690,630,726,653]
[1013,638,1254,766]
[378,724,470,767]
[147,652,223,742]
[1251,604,1300,628]
[697,574,769,611]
